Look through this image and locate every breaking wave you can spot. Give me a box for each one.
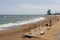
[0,17,45,31]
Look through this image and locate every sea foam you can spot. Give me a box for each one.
[0,17,45,30]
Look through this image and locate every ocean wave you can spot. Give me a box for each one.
[4,16,7,18]
[0,17,45,30]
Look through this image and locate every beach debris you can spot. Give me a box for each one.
[57,19,59,21]
[45,24,48,26]
[47,27,51,30]
[23,35,33,38]
[23,35,37,38]
[40,31,45,35]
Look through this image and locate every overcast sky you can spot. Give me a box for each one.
[0,0,60,15]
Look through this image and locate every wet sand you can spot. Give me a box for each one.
[0,15,60,40]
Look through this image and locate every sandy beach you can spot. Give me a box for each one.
[0,15,60,40]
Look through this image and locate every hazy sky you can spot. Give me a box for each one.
[0,0,60,15]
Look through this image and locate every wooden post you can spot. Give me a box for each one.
[34,24,36,32]
[29,24,31,36]
[50,19,51,27]
[39,22,40,30]
[55,14,56,20]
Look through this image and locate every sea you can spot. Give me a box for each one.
[0,15,46,24]
[0,15,46,30]
[0,15,60,40]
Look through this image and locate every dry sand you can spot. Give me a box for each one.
[0,15,60,40]
[34,20,60,40]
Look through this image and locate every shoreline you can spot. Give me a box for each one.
[0,17,45,31]
[0,15,60,40]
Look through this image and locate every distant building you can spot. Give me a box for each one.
[47,9,51,15]
[53,13,60,15]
